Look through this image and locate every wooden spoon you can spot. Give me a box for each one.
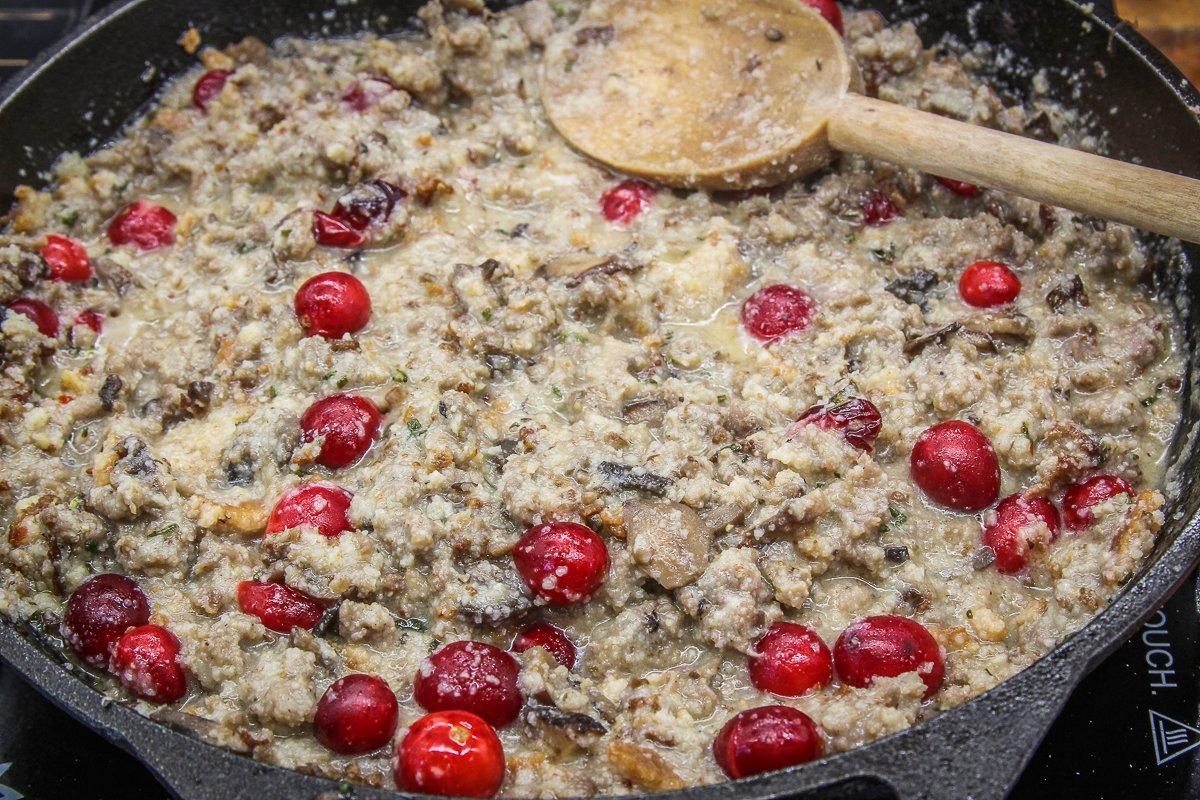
[541,0,1200,242]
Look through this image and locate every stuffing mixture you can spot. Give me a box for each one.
[0,0,1184,796]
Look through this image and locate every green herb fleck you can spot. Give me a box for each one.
[235,242,256,255]
[554,3,568,15]
[1020,421,1033,441]
[393,369,409,383]
[267,386,278,399]
[59,209,79,229]
[407,418,427,438]
[396,617,428,632]
[321,371,336,382]
[966,609,974,619]
[148,522,179,539]
[551,385,563,400]
[869,244,897,263]
[336,375,348,389]
[84,540,101,554]
[1141,383,1162,407]
[481,308,494,322]
[69,495,84,511]
[839,206,863,223]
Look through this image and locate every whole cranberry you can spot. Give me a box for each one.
[74,309,105,334]
[859,189,903,226]
[62,574,150,667]
[110,624,187,703]
[792,398,882,452]
[343,77,396,111]
[982,494,1061,574]
[314,674,399,755]
[266,482,354,537]
[512,623,577,670]
[513,521,609,605]
[741,284,817,342]
[192,69,233,112]
[713,705,825,779]
[300,394,382,469]
[107,201,176,250]
[959,260,1021,307]
[6,298,59,337]
[294,271,371,339]
[40,235,92,282]
[910,420,1000,512]
[236,581,326,633]
[800,0,843,34]
[311,211,366,249]
[935,176,981,197]
[395,710,505,798]
[600,179,655,224]
[834,615,945,699]
[414,641,523,728]
[1062,475,1135,531]
[331,180,406,232]
[748,622,833,697]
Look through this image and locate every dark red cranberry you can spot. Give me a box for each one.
[312,211,366,249]
[414,641,523,728]
[110,624,187,703]
[713,705,825,779]
[107,201,177,251]
[62,574,150,668]
[74,309,104,334]
[859,189,903,226]
[910,421,1000,512]
[6,298,59,337]
[331,180,406,232]
[300,394,382,469]
[395,710,505,798]
[800,0,843,34]
[935,176,981,197]
[513,521,609,605]
[192,69,233,112]
[1062,475,1135,531]
[982,494,1061,574]
[266,482,354,537]
[314,674,399,755]
[40,234,92,282]
[833,615,945,699]
[600,179,655,224]
[236,581,326,633]
[748,622,833,697]
[512,623,577,670]
[741,284,817,342]
[959,260,1021,308]
[793,398,882,452]
[343,77,396,111]
[294,271,371,339]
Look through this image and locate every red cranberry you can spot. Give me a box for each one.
[395,710,505,798]
[910,420,1000,512]
[713,705,825,779]
[792,398,882,452]
[959,260,1021,308]
[748,622,833,697]
[314,674,399,755]
[300,394,382,469]
[6,298,59,337]
[331,180,406,232]
[800,0,843,34]
[833,615,945,699]
[982,494,1060,574]
[236,581,326,633]
[414,641,523,728]
[741,284,817,342]
[107,201,176,251]
[343,77,396,111]
[62,574,150,668]
[512,623,577,670]
[859,189,903,226]
[1062,475,1134,531]
[294,271,371,339]
[513,521,609,605]
[110,624,187,703]
[266,482,354,537]
[600,179,655,224]
[74,309,104,333]
[192,69,233,112]
[935,176,981,197]
[40,234,92,282]
[312,211,366,249]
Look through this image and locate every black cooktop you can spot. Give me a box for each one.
[1,3,1199,799]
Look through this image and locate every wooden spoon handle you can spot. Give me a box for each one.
[828,93,1200,243]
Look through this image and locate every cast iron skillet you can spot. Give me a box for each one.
[0,1,1198,799]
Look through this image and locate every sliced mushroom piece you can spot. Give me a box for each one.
[541,252,639,287]
[606,741,684,792]
[597,461,673,496]
[523,702,608,749]
[620,396,668,426]
[623,500,712,589]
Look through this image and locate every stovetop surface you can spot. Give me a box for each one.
[1,2,1199,798]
